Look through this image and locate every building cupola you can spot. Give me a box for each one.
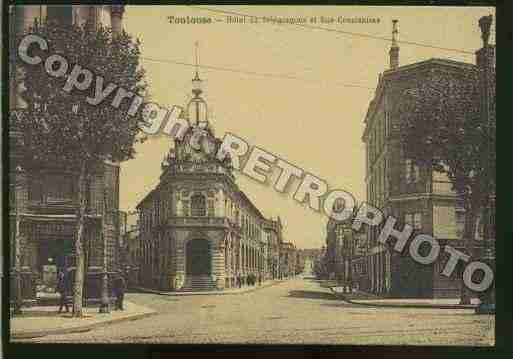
[187,42,209,128]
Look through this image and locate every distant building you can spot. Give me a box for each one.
[263,217,283,280]
[294,250,305,275]
[362,20,493,298]
[280,242,297,278]
[121,211,140,287]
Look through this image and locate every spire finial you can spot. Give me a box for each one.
[194,41,200,79]
[389,19,400,70]
[392,19,399,47]
[192,41,202,96]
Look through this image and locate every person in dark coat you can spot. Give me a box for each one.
[56,270,69,313]
[113,274,127,310]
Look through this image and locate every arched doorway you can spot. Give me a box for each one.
[186,239,211,275]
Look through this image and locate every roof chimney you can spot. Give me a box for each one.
[389,19,399,70]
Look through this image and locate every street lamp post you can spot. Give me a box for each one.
[99,189,110,313]
[12,166,25,315]
[476,14,495,315]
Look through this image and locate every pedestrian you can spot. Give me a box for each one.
[56,270,69,313]
[113,273,126,310]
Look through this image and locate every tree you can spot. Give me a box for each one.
[12,19,147,317]
[399,66,495,303]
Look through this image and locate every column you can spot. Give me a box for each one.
[212,238,225,289]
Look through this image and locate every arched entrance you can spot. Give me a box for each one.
[186,239,211,275]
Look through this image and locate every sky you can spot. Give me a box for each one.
[119,5,495,249]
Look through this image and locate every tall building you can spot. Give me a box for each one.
[9,5,126,305]
[136,67,279,291]
[362,20,493,298]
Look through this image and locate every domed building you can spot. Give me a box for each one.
[136,69,274,291]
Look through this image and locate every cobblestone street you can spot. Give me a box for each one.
[16,277,494,345]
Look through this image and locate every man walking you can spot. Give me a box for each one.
[56,270,69,313]
[113,273,126,311]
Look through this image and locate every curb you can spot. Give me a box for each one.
[329,288,477,309]
[11,309,158,340]
[133,279,288,296]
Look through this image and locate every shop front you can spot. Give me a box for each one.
[10,215,116,307]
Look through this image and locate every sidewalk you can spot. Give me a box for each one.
[134,279,287,296]
[330,287,478,309]
[10,300,157,340]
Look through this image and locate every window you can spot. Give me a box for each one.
[405,159,420,184]
[404,212,422,230]
[413,213,422,230]
[207,199,215,217]
[28,178,42,202]
[182,200,190,217]
[476,216,485,240]
[456,210,465,238]
[191,194,206,217]
[385,111,389,138]
[9,184,16,210]
[47,5,73,26]
[154,200,160,224]
[46,175,74,203]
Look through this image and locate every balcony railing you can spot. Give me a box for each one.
[168,216,230,228]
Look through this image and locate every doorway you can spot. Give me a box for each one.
[186,239,211,275]
[36,236,73,294]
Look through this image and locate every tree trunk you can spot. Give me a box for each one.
[72,162,88,317]
[460,200,477,305]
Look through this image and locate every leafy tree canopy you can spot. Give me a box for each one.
[12,20,148,170]
[399,67,495,207]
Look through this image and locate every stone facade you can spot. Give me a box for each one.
[360,23,492,298]
[9,130,122,304]
[136,72,282,291]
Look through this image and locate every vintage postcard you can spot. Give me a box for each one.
[6,4,495,348]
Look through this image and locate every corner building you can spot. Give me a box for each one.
[362,20,493,298]
[137,71,272,291]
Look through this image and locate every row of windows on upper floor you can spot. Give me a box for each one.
[366,209,491,246]
[139,193,263,241]
[15,6,113,30]
[368,157,423,208]
[10,175,115,213]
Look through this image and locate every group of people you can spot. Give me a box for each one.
[55,269,127,313]
[235,273,263,288]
